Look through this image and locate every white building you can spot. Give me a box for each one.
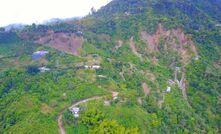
[84,65,101,69]
[34,51,49,55]
[32,50,49,60]
[84,65,90,69]
[38,67,50,73]
[166,86,171,93]
[70,107,80,118]
[92,65,101,69]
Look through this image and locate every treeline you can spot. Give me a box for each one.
[20,22,83,34]
[0,31,19,44]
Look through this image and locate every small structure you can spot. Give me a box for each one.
[70,107,80,118]
[84,65,101,70]
[166,86,171,93]
[38,67,50,73]
[84,65,90,69]
[113,96,118,100]
[76,31,83,36]
[92,65,100,69]
[32,50,49,60]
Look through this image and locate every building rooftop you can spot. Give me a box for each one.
[166,86,171,93]
[32,50,49,60]
[70,107,80,113]
[38,67,50,72]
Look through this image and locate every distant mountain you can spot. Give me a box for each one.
[42,17,82,25]
[4,23,27,31]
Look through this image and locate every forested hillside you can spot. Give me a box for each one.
[0,0,221,133]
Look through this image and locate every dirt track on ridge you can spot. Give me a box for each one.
[57,96,103,134]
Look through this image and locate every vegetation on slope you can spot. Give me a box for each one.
[0,0,221,133]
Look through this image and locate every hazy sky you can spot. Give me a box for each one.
[0,0,111,27]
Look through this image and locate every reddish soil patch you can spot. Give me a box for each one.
[142,82,150,96]
[34,33,83,55]
[140,24,198,64]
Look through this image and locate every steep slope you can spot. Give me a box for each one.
[0,0,221,134]
[34,32,83,55]
[140,23,198,64]
[75,0,221,133]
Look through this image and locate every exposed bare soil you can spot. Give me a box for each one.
[34,32,84,55]
[140,24,198,64]
[142,82,150,96]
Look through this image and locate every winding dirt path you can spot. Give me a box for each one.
[57,96,108,134]
[58,114,65,134]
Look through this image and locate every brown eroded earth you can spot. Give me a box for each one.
[34,32,83,55]
[140,24,198,64]
[142,82,150,96]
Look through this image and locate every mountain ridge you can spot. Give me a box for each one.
[0,0,221,133]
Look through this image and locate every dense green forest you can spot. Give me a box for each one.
[0,0,221,133]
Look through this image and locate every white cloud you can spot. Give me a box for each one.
[0,0,111,26]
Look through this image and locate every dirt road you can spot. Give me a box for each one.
[57,96,103,134]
